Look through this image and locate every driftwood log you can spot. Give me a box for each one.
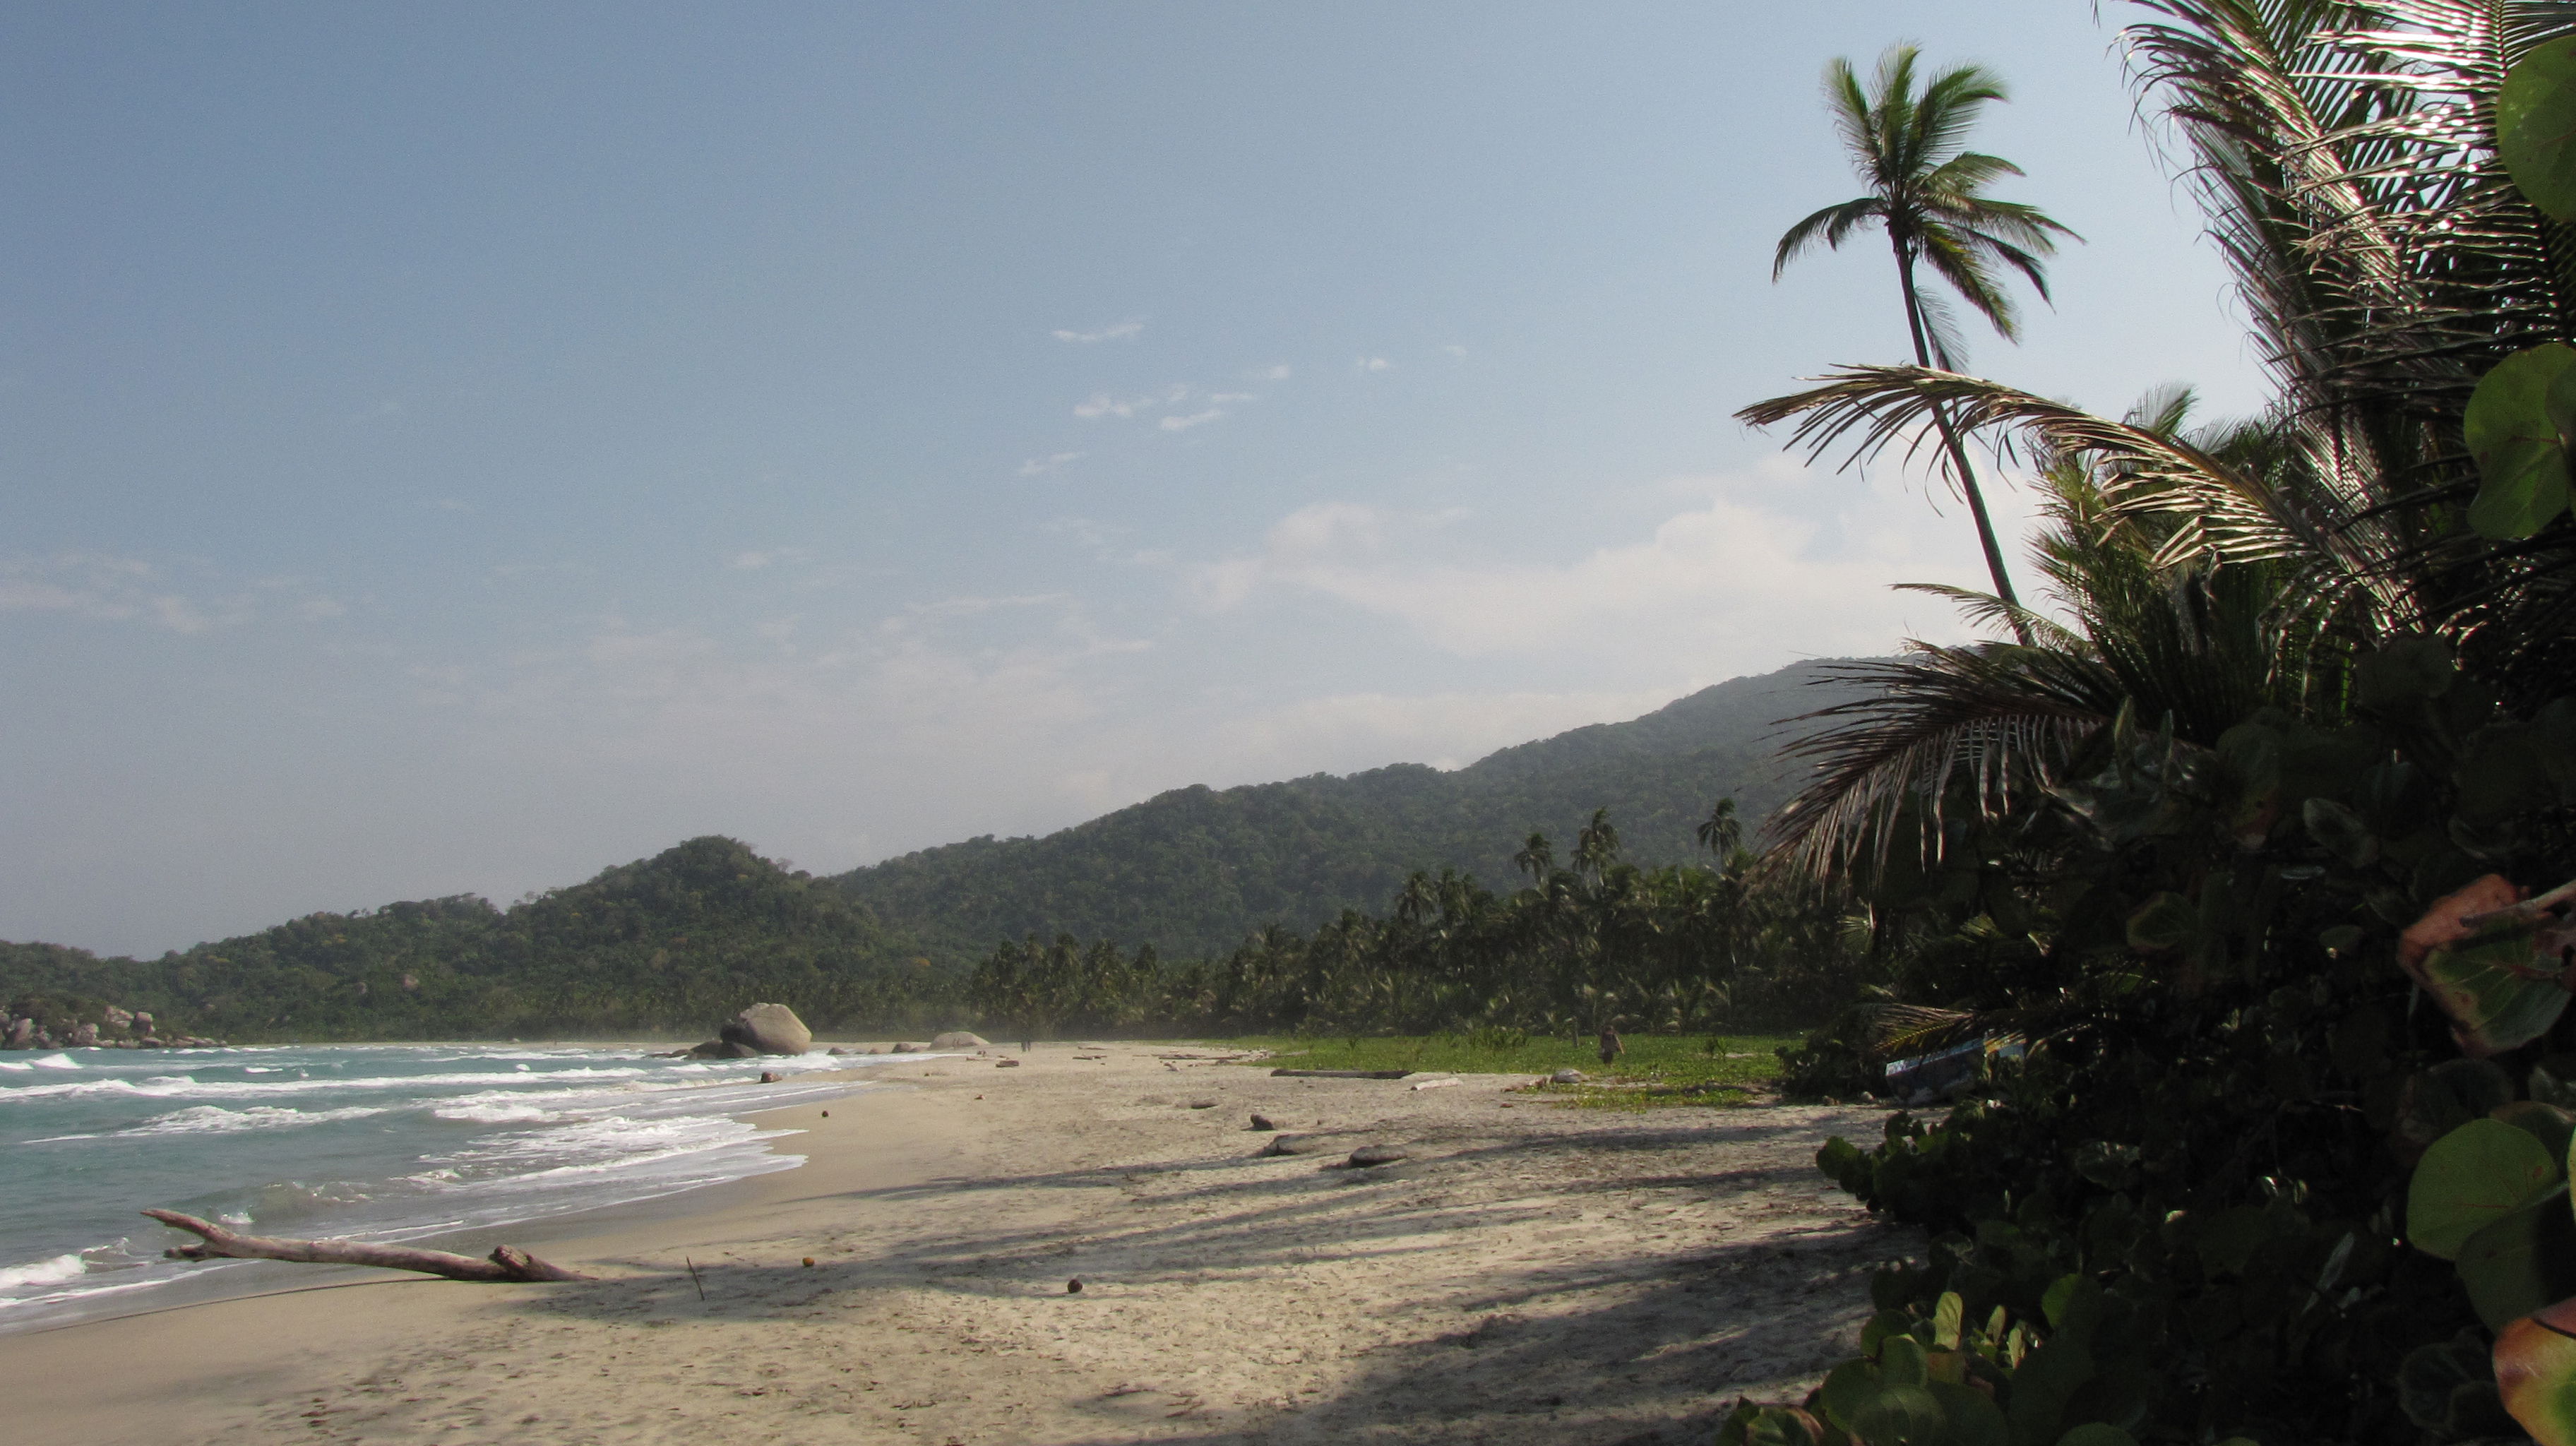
[143,1209,591,1282]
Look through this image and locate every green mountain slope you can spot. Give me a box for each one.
[0,838,947,1041]
[832,657,1863,960]
[1,659,1862,1041]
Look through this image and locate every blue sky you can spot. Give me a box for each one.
[0,2,2267,955]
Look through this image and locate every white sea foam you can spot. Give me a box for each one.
[432,1100,557,1124]
[29,1053,79,1070]
[0,1044,888,1332]
[0,1065,662,1102]
[124,1104,393,1137]
[0,1253,88,1294]
[0,1061,28,1071]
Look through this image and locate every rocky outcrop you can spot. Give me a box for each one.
[686,1039,762,1059]
[720,1003,812,1056]
[678,1003,813,1058]
[929,1031,988,1050]
[2,998,223,1050]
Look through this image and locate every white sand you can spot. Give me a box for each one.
[1,1042,1913,1445]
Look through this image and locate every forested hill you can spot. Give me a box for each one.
[0,659,1860,1041]
[0,837,948,1043]
[830,657,1865,961]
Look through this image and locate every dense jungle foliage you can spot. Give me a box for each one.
[1718,6,2576,1445]
[962,804,1868,1041]
[833,657,1863,961]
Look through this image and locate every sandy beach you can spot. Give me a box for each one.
[1,1043,1911,1445]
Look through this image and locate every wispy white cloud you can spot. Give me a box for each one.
[1252,364,1292,381]
[1441,344,1469,357]
[727,547,814,570]
[1188,460,2040,666]
[1051,320,1145,344]
[1075,381,1255,432]
[1356,356,1392,373]
[1017,451,1085,477]
[1073,384,1189,420]
[0,554,340,635]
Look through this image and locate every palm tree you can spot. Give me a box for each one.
[1772,44,2078,616]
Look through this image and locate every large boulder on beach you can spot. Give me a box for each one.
[930,1031,988,1050]
[4,1016,32,1049]
[718,1003,812,1056]
[688,1039,761,1058]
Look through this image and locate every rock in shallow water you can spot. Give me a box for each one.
[718,1003,812,1056]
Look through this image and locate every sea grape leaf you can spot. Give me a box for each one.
[2005,1339,2096,1446]
[1849,1384,1945,1446]
[1926,1381,2008,1446]
[2503,37,2576,223]
[1879,1333,1930,1389]
[2466,345,2576,539]
[2498,1101,2576,1165]
[2410,1118,2564,1260]
[1932,1291,1964,1351]
[2053,1428,2138,1446]
[2301,798,2378,868]
[2458,1185,2576,1329]
[2392,1060,2520,1164]
[2401,1332,2495,1430]
[2398,876,2576,1056]
[1819,1359,1877,1432]
[2496,1308,2576,1446]
[2413,922,2576,1058]
[2534,1056,2576,1110]
[2124,892,2196,951]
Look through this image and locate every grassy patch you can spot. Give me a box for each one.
[1215,1032,1796,1109]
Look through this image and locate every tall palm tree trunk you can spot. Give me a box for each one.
[1894,246,2029,639]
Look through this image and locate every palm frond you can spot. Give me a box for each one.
[1763,647,2120,879]
[1736,362,2409,627]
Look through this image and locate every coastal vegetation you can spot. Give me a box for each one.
[1225,1032,1796,1110]
[1712,8,2576,1445]
[962,803,1866,1041]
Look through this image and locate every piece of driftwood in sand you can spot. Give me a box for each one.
[142,1209,592,1282]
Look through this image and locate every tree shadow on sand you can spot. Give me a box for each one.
[503,1109,1914,1443]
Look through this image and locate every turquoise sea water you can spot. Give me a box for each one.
[0,1042,901,1332]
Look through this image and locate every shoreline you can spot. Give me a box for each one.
[0,1040,931,1337]
[0,1041,1909,1445]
